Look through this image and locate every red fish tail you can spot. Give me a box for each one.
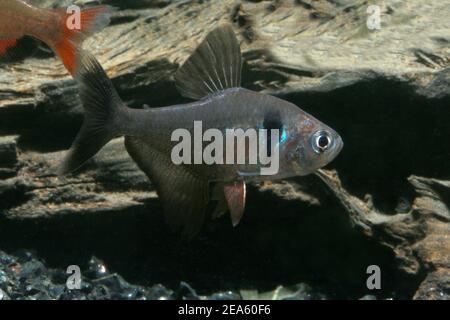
[53,6,113,75]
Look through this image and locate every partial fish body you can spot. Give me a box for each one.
[60,26,343,236]
[0,0,113,75]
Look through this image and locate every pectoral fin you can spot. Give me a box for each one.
[175,24,242,100]
[224,181,246,227]
[125,137,210,237]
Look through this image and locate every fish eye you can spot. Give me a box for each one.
[312,131,332,154]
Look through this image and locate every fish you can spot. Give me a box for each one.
[0,0,113,75]
[59,25,343,237]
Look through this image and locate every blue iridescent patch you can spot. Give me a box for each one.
[280,127,288,144]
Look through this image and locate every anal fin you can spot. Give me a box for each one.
[0,37,51,65]
[125,137,210,237]
[0,39,18,57]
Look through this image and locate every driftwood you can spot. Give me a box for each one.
[0,0,449,299]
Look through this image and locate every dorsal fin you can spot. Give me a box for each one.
[175,24,242,100]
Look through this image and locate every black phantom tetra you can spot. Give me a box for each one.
[60,25,343,236]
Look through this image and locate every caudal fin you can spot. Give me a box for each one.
[59,52,124,175]
[53,6,114,75]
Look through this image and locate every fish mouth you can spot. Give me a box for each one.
[329,137,343,163]
[325,135,343,165]
[335,136,344,155]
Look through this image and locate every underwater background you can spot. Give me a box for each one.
[0,0,449,300]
